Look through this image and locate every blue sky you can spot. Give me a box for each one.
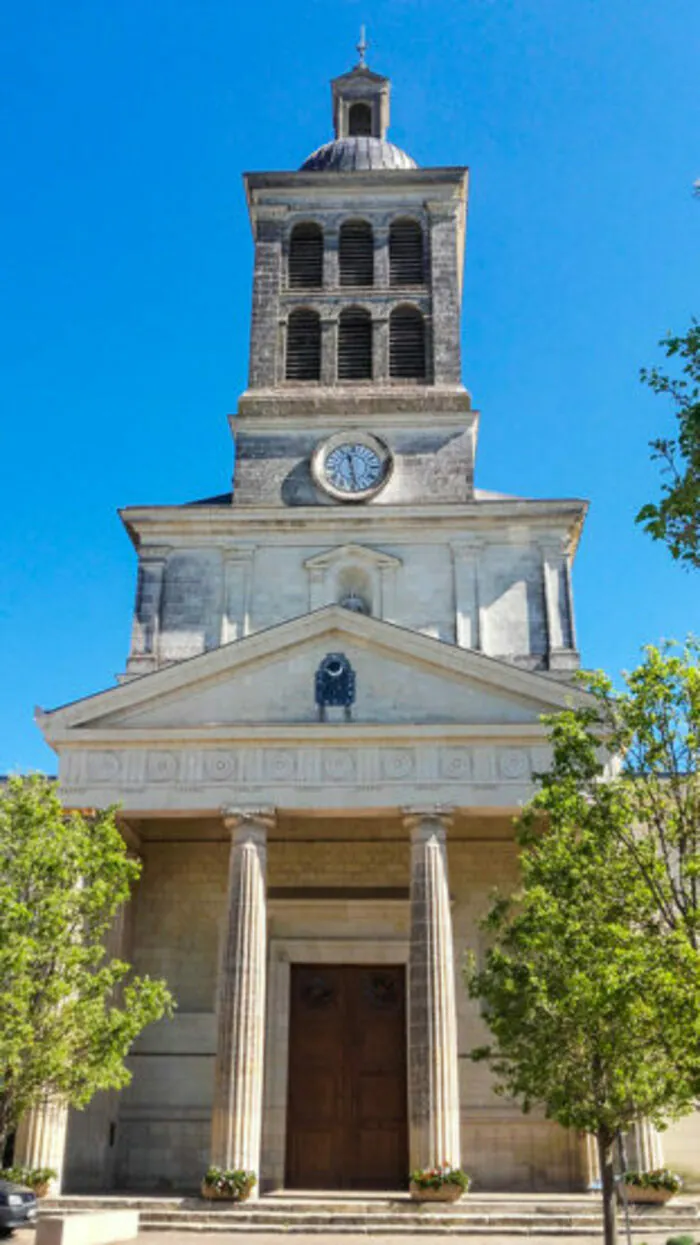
[1,0,698,773]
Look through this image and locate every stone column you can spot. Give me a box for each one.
[373,315,390,383]
[627,1119,664,1171]
[374,225,390,288]
[540,537,579,673]
[426,201,462,385]
[13,1099,68,1194]
[220,549,254,645]
[126,545,170,677]
[404,806,461,1172]
[210,808,273,1188]
[248,205,286,388]
[321,316,337,386]
[581,1133,601,1189]
[451,539,483,650]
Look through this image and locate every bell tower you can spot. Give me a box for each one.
[233,53,475,508]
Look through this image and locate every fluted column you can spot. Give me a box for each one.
[582,1133,601,1189]
[14,1099,68,1194]
[404,806,461,1171]
[627,1119,664,1171]
[210,808,273,1188]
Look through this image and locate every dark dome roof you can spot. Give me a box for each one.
[300,136,417,173]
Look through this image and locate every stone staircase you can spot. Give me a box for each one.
[40,1192,700,1236]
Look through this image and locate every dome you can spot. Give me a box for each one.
[300,136,417,173]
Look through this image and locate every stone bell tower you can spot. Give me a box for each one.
[233,52,474,509]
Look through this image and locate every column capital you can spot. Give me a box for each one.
[402,805,454,839]
[221,806,276,840]
[139,544,172,563]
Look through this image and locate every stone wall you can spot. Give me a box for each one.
[128,532,570,675]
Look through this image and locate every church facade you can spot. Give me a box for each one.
[31,57,699,1195]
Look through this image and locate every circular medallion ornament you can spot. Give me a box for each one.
[312,431,392,502]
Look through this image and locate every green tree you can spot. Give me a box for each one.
[466,736,700,1245]
[637,321,700,569]
[0,774,174,1157]
[573,640,700,952]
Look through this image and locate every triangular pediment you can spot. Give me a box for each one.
[303,543,402,572]
[40,608,587,740]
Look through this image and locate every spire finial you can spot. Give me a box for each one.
[356,24,368,68]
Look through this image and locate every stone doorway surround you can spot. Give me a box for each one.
[262,932,409,1192]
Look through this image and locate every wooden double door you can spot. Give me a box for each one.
[286,964,408,1190]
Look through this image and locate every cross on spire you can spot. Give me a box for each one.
[356,24,368,68]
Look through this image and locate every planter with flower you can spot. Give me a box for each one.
[0,1166,57,1198]
[409,1165,471,1202]
[200,1167,257,1202]
[618,1169,682,1205]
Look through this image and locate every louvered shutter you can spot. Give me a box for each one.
[288,224,323,289]
[389,220,424,286]
[339,221,374,287]
[389,307,426,380]
[338,309,372,380]
[286,310,321,381]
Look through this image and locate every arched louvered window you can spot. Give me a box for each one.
[389,307,426,380]
[339,220,374,287]
[348,102,372,137]
[286,310,321,381]
[288,223,323,289]
[390,219,424,286]
[338,308,372,380]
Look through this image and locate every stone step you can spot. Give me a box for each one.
[139,1223,700,1237]
[39,1196,700,1236]
[42,1196,700,1216]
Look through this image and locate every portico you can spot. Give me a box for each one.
[38,603,594,1193]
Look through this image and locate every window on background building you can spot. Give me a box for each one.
[348,102,373,136]
[389,306,426,380]
[286,309,321,381]
[338,308,372,380]
[288,223,323,289]
[389,219,424,286]
[339,220,374,287]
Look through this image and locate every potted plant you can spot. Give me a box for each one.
[0,1166,57,1198]
[409,1164,471,1202]
[200,1166,257,1203]
[618,1169,682,1205]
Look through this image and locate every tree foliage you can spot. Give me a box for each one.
[0,775,174,1154]
[466,641,700,1245]
[637,322,700,569]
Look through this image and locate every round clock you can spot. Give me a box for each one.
[312,431,392,502]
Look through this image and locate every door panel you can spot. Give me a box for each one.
[286,964,408,1190]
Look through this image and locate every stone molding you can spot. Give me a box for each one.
[58,741,547,812]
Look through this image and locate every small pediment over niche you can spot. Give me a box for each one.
[303,543,402,572]
[303,544,402,619]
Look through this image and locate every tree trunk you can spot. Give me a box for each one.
[598,1129,618,1245]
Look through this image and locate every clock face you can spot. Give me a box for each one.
[312,431,392,501]
[324,443,383,493]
